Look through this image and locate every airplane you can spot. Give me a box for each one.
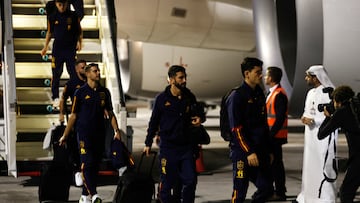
[1,0,360,177]
[113,0,360,117]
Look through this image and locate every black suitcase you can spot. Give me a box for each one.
[38,162,72,202]
[38,124,74,202]
[51,123,79,169]
[112,151,157,203]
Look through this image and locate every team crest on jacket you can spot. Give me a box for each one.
[161,158,167,174]
[99,92,106,107]
[165,101,171,106]
[67,17,72,30]
[236,160,245,178]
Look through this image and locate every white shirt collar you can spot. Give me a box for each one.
[269,84,279,95]
[266,84,279,102]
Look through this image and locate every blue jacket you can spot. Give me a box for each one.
[72,83,113,137]
[145,85,197,149]
[227,82,270,155]
[49,10,81,56]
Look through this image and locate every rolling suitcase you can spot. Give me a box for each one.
[38,123,74,202]
[38,162,72,202]
[112,151,157,203]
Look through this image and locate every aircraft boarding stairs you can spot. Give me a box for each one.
[10,0,116,176]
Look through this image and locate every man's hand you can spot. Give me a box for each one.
[191,116,201,127]
[40,47,47,56]
[113,129,121,140]
[301,116,314,126]
[59,134,67,146]
[143,146,151,156]
[247,153,259,167]
[76,41,82,51]
[59,113,64,123]
[324,107,331,117]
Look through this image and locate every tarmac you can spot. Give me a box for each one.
[0,108,358,203]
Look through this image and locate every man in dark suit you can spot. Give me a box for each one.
[264,66,288,201]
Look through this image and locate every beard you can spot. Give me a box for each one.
[306,80,315,87]
[79,73,86,79]
[174,81,186,90]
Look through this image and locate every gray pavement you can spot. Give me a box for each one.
[1,108,357,202]
[0,131,353,203]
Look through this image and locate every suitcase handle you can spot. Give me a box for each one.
[137,151,157,176]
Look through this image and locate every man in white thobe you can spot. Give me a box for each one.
[296,65,338,203]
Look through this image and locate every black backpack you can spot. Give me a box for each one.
[350,92,360,128]
[219,86,241,141]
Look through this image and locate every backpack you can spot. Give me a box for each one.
[350,92,360,128]
[219,86,241,141]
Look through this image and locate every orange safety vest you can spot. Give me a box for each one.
[266,87,288,139]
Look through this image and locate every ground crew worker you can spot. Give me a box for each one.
[144,65,201,203]
[40,0,82,108]
[59,63,121,203]
[264,66,288,201]
[226,57,273,203]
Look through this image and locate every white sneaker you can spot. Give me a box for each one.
[92,194,102,203]
[75,172,83,186]
[79,195,91,203]
[118,166,127,176]
[52,98,60,108]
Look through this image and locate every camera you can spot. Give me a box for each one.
[318,102,334,113]
[318,87,335,114]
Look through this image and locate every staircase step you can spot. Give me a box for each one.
[17,133,46,142]
[15,62,104,78]
[14,52,102,63]
[14,29,99,39]
[16,78,68,87]
[17,115,59,133]
[11,0,95,5]
[14,38,101,51]
[17,104,63,115]
[12,3,95,16]
[13,15,98,29]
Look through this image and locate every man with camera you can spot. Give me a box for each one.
[318,85,360,203]
[295,65,338,203]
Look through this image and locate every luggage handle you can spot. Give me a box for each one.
[137,151,157,176]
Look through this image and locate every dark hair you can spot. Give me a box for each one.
[85,63,99,72]
[267,66,283,84]
[332,85,355,103]
[241,57,263,76]
[168,65,186,78]
[76,59,86,66]
[55,0,68,3]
